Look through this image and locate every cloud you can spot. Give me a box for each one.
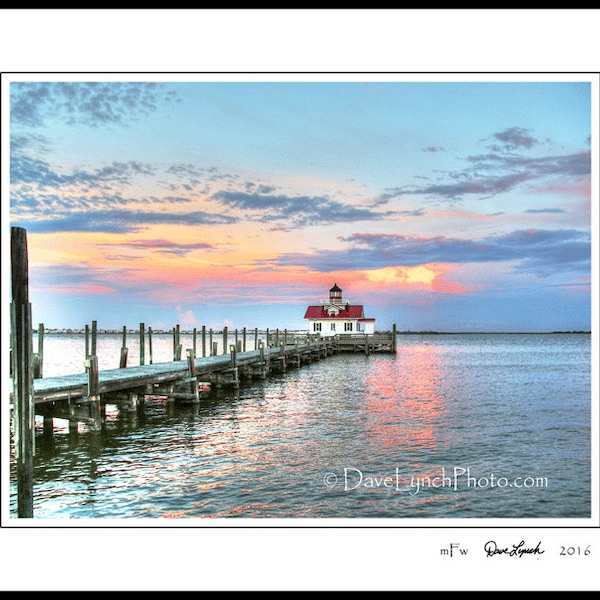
[381,124,590,201]
[11,153,157,189]
[127,239,216,256]
[268,228,590,278]
[211,190,397,227]
[10,82,178,127]
[491,126,538,150]
[11,208,238,234]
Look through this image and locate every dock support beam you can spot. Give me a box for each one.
[86,355,102,431]
[11,226,35,518]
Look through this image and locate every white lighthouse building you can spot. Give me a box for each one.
[303,283,376,337]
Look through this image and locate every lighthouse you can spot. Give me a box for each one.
[303,283,376,337]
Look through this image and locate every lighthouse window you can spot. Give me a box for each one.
[345,322,353,331]
[313,323,322,332]
[331,323,336,332]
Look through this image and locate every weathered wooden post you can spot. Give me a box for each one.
[91,320,97,357]
[173,325,182,360]
[243,327,247,352]
[193,327,197,358]
[202,325,206,358]
[86,354,101,431]
[85,324,90,360]
[229,344,239,388]
[209,329,214,355]
[186,348,200,403]
[254,327,258,350]
[139,322,145,366]
[222,327,228,355]
[120,326,128,368]
[35,322,44,378]
[392,324,397,353]
[148,326,153,364]
[258,342,266,378]
[11,226,35,518]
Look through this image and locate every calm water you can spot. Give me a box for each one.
[8,333,592,520]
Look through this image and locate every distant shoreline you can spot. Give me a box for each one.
[32,329,591,335]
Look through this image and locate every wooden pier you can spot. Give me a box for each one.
[9,225,396,517]
[26,331,396,430]
[28,338,337,428]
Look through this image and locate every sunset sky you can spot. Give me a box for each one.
[5,74,595,332]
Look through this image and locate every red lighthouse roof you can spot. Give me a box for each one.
[303,305,365,319]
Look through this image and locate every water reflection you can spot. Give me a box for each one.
[363,346,447,454]
[10,334,591,519]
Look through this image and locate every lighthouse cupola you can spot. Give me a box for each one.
[329,283,342,303]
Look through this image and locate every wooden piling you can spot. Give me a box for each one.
[120,326,128,368]
[37,323,44,378]
[173,325,182,361]
[91,320,97,356]
[139,322,145,366]
[86,354,102,431]
[148,326,154,364]
[11,226,35,518]
[229,344,239,388]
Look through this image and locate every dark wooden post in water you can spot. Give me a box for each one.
[148,327,154,364]
[86,355,102,431]
[11,227,35,518]
[139,322,145,366]
[193,327,197,358]
[392,324,397,353]
[186,348,200,403]
[254,327,259,350]
[173,325,182,360]
[243,327,247,352]
[222,327,228,355]
[120,326,128,368]
[37,323,53,436]
[33,322,44,379]
[202,325,206,357]
[91,320,97,357]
